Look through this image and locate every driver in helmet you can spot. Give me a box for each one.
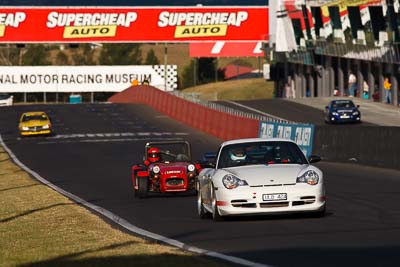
[230,147,247,163]
[147,147,161,163]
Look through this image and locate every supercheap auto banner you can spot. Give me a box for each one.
[0,7,268,42]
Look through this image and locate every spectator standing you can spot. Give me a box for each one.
[362,80,369,99]
[348,72,357,97]
[290,78,296,98]
[285,82,291,98]
[383,77,392,104]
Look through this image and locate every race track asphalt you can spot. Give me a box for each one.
[1,103,400,267]
[215,99,375,126]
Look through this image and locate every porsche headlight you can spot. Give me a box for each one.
[352,111,359,116]
[22,126,29,131]
[153,166,160,174]
[188,164,195,172]
[42,124,49,129]
[222,174,248,189]
[296,170,319,185]
[332,112,339,116]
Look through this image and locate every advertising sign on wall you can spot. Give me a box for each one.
[0,7,268,43]
[258,121,315,157]
[0,65,178,92]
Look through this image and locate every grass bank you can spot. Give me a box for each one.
[182,78,274,101]
[0,146,225,267]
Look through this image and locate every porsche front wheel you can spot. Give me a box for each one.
[197,191,208,219]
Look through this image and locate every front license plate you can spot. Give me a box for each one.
[340,115,349,119]
[262,193,287,201]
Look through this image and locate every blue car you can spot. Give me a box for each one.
[324,99,361,124]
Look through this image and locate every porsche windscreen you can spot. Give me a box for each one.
[218,141,308,168]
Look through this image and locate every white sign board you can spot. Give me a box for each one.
[259,121,315,157]
[263,63,270,80]
[0,65,177,92]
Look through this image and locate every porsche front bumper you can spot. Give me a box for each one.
[215,183,325,216]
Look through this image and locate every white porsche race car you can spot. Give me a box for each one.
[197,138,326,221]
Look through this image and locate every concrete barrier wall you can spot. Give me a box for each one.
[313,126,400,170]
[108,86,260,140]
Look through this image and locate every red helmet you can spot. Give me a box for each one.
[148,147,160,163]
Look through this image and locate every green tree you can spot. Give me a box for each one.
[181,59,196,89]
[0,45,20,65]
[69,44,96,65]
[99,44,142,65]
[21,45,51,65]
[55,51,69,65]
[181,58,224,89]
[198,58,216,84]
[144,48,159,65]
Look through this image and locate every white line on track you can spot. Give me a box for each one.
[0,134,273,267]
[37,137,186,145]
[46,132,189,139]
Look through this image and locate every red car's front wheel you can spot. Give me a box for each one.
[136,177,149,198]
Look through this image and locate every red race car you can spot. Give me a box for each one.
[132,141,198,198]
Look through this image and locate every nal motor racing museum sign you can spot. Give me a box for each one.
[0,7,268,42]
[0,65,178,92]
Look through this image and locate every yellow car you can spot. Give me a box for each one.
[19,111,53,137]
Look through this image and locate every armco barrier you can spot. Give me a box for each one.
[108,86,259,140]
[313,126,400,170]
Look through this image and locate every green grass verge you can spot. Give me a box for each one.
[0,147,226,267]
[182,78,274,101]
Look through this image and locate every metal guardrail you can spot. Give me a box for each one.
[170,91,291,124]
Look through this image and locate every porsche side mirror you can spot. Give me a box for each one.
[198,161,215,169]
[206,162,216,168]
[357,105,360,108]
[325,106,329,109]
[308,155,321,163]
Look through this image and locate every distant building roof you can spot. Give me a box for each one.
[222,64,257,80]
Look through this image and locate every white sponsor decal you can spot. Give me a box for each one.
[0,12,26,27]
[46,12,137,28]
[165,170,182,174]
[158,11,248,27]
